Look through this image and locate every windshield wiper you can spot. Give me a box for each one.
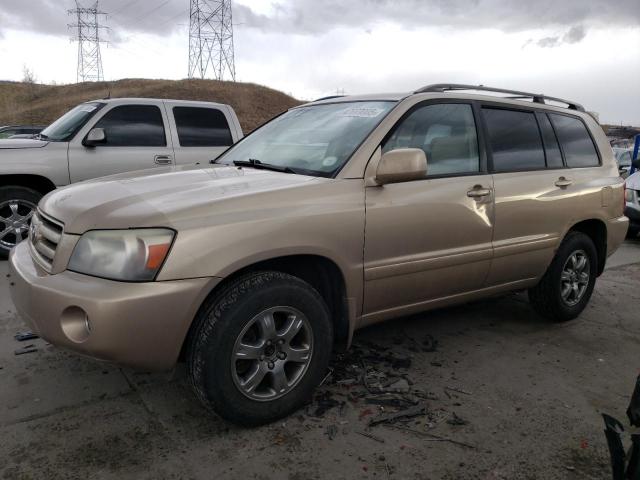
[233,158,299,174]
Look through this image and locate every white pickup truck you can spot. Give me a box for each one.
[0,98,243,256]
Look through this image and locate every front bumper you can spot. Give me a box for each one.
[8,241,218,371]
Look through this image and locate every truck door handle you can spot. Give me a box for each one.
[154,155,173,165]
[555,177,572,187]
[467,186,492,198]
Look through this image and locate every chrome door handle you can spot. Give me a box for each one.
[555,177,572,187]
[154,155,173,165]
[467,186,492,198]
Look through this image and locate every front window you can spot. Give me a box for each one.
[215,101,396,177]
[40,102,105,142]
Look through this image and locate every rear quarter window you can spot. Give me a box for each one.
[549,114,599,168]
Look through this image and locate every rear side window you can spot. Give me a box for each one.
[94,105,166,147]
[173,107,233,147]
[549,114,599,167]
[382,103,479,176]
[537,113,564,168]
[483,108,545,172]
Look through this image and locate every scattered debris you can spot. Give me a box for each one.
[447,412,469,426]
[325,424,338,440]
[14,331,38,341]
[14,345,37,355]
[385,424,476,449]
[369,403,427,426]
[356,430,385,443]
[445,386,473,396]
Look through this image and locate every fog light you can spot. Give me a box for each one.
[60,306,91,343]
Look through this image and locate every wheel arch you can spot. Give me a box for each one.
[567,218,607,276]
[0,174,57,196]
[179,254,351,362]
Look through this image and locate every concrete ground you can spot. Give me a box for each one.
[1,239,639,480]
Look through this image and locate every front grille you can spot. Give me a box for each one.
[29,211,64,271]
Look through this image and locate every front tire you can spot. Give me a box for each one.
[528,231,597,322]
[187,271,333,426]
[0,186,41,259]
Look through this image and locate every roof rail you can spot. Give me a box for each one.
[414,83,585,112]
[313,95,345,102]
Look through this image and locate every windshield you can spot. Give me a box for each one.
[614,150,632,167]
[215,101,396,176]
[40,102,105,142]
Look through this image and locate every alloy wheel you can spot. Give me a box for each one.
[0,199,36,251]
[560,249,590,306]
[231,306,314,401]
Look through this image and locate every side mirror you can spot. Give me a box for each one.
[83,128,106,147]
[376,148,427,185]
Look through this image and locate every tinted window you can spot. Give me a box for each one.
[383,103,479,175]
[94,105,166,147]
[173,107,233,147]
[0,129,18,139]
[537,113,564,168]
[483,108,545,171]
[549,114,599,167]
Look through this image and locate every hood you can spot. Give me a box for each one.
[627,171,640,191]
[40,164,323,233]
[0,139,49,150]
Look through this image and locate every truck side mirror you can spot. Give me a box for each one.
[375,148,427,185]
[83,128,106,147]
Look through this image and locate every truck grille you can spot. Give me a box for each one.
[29,211,63,271]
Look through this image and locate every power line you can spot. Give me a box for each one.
[188,0,236,81]
[68,1,108,82]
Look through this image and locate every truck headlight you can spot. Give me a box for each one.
[68,229,175,281]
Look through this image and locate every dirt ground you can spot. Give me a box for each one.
[1,240,639,480]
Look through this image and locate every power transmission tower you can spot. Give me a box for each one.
[68,1,107,83]
[188,0,236,81]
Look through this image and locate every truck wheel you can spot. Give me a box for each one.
[0,186,41,259]
[187,271,333,426]
[528,231,597,322]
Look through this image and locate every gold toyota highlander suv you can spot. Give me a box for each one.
[8,84,628,425]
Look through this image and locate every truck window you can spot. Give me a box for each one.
[548,114,599,168]
[94,105,166,147]
[173,107,233,147]
[483,108,545,172]
[382,103,480,176]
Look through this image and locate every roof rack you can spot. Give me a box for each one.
[414,84,585,112]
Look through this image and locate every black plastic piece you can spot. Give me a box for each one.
[603,413,627,480]
[628,434,640,480]
[627,376,640,428]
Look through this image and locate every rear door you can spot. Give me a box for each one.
[483,105,601,286]
[68,104,174,182]
[166,104,236,166]
[363,101,494,320]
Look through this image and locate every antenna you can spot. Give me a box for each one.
[188,0,236,81]
[68,1,108,83]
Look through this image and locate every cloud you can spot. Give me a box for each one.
[534,24,587,48]
[0,0,638,39]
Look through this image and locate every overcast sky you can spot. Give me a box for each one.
[1,0,639,124]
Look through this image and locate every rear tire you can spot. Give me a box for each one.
[187,271,333,426]
[0,186,41,259]
[528,231,597,322]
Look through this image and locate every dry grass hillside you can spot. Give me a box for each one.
[0,78,302,133]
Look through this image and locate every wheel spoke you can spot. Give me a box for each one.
[575,255,587,272]
[258,312,277,339]
[561,283,572,299]
[286,345,311,363]
[0,226,12,241]
[578,272,589,284]
[9,203,19,217]
[271,364,289,394]
[279,315,303,342]
[19,209,34,222]
[241,363,268,393]
[561,271,572,281]
[235,342,262,360]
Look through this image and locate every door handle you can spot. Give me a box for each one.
[555,176,572,187]
[154,155,173,165]
[467,186,492,198]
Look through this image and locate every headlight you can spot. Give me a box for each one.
[68,229,175,281]
[625,188,634,202]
